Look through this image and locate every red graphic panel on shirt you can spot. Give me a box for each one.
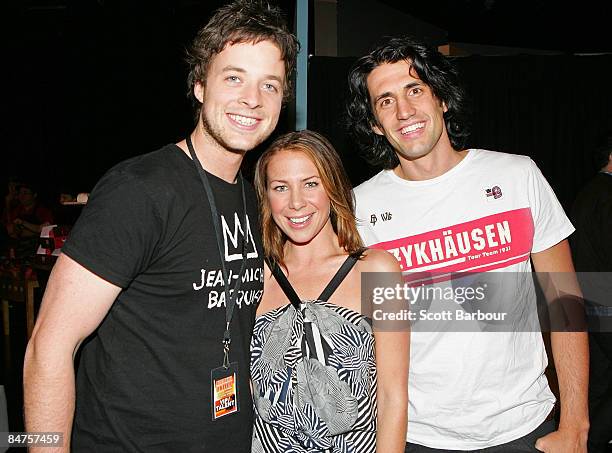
[371,208,534,282]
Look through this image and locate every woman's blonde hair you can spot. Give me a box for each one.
[254,130,363,265]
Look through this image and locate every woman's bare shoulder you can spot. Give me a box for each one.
[359,248,401,273]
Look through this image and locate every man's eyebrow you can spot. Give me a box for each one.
[404,81,421,90]
[373,81,422,103]
[222,66,283,84]
[266,74,284,84]
[222,65,246,73]
[374,91,392,104]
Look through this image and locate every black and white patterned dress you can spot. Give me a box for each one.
[251,254,377,453]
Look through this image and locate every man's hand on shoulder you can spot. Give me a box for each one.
[535,426,588,453]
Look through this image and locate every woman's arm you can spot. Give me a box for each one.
[363,249,409,452]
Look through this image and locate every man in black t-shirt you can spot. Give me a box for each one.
[570,136,612,453]
[23,2,298,452]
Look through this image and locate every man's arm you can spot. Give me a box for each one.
[531,240,589,453]
[13,217,47,236]
[23,253,121,453]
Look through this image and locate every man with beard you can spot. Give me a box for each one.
[23,2,298,451]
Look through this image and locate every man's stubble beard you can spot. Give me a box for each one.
[200,106,266,156]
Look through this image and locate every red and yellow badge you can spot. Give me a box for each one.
[211,365,239,420]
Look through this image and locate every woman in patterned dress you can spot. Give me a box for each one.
[251,130,409,452]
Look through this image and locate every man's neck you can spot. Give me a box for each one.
[395,146,468,181]
[177,127,244,184]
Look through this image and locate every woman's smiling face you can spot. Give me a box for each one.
[266,149,332,246]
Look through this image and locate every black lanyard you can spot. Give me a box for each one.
[186,136,249,368]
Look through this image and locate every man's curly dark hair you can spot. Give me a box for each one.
[346,35,471,169]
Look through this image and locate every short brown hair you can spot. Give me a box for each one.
[186,0,299,111]
[254,130,363,265]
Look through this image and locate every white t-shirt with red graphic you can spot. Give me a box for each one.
[353,149,574,449]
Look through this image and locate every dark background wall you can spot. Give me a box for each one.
[337,0,447,56]
[3,1,193,196]
[2,0,611,212]
[1,0,296,202]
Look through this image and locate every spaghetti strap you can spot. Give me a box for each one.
[267,259,301,308]
[268,248,366,306]
[317,254,360,302]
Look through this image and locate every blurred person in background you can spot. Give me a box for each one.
[570,134,612,452]
[2,176,22,223]
[3,181,53,259]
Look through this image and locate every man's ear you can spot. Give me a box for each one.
[194,81,205,104]
[442,100,448,113]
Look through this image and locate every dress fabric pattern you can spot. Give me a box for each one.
[251,255,377,453]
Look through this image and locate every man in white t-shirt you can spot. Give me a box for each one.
[346,35,589,452]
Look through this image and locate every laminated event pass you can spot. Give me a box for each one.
[211,362,240,420]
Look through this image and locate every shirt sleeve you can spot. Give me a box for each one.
[61,166,162,288]
[526,158,575,253]
[353,188,379,247]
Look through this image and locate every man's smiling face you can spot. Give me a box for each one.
[195,40,286,154]
[367,59,448,163]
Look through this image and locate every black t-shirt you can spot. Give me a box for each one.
[62,144,264,452]
[570,172,612,272]
[570,172,612,307]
